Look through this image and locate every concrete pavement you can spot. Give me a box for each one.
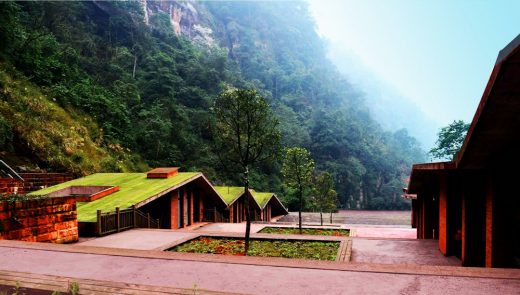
[351,238,461,266]
[0,240,519,295]
[76,229,198,251]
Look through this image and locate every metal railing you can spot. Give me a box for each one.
[96,206,159,236]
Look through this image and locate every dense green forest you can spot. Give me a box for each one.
[0,1,425,210]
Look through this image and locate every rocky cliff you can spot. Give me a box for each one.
[143,0,216,47]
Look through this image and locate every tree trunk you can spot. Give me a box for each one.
[320,211,323,226]
[330,212,333,224]
[298,186,303,234]
[244,167,252,253]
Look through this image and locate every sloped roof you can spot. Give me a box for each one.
[249,190,273,209]
[214,186,288,213]
[408,34,520,193]
[455,34,520,169]
[214,186,244,205]
[30,172,227,222]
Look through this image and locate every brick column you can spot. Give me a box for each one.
[190,190,195,225]
[439,174,448,255]
[461,191,467,265]
[170,191,179,229]
[182,189,189,227]
[199,193,204,222]
[416,196,422,239]
[485,175,494,267]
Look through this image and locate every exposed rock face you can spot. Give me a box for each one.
[143,0,215,47]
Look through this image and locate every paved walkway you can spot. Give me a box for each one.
[351,227,417,239]
[351,238,461,266]
[279,210,411,227]
[0,241,518,295]
[76,229,198,250]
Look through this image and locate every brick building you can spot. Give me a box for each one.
[32,168,229,234]
[32,168,289,235]
[215,186,288,223]
[406,35,520,268]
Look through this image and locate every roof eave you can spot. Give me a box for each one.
[456,34,520,167]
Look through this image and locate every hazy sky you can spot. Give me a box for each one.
[308,0,520,126]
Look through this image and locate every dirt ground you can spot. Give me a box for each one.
[278,210,411,227]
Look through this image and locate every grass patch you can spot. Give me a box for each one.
[259,227,350,236]
[0,65,147,175]
[171,237,339,261]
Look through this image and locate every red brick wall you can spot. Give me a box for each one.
[18,173,73,193]
[0,196,78,243]
[0,173,73,195]
[0,179,24,195]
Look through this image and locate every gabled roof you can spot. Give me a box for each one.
[408,34,520,193]
[250,190,289,214]
[214,186,244,206]
[249,190,273,209]
[214,186,288,213]
[30,172,227,222]
[455,34,520,169]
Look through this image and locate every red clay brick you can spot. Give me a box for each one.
[36,233,51,242]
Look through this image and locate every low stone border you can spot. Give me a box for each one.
[251,222,347,229]
[0,269,237,295]
[335,239,353,262]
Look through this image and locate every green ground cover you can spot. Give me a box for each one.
[214,186,274,208]
[259,227,350,237]
[249,190,273,208]
[214,186,244,205]
[29,172,199,222]
[171,237,339,260]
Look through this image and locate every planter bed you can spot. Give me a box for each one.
[169,236,339,261]
[259,227,350,237]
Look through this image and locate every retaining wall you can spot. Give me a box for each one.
[0,196,78,243]
[0,173,73,195]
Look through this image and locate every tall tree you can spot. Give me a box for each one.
[429,120,470,160]
[282,147,314,234]
[311,172,337,226]
[213,87,280,253]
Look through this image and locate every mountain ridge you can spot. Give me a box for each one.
[0,1,425,210]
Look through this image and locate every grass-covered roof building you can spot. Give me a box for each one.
[31,168,288,235]
[215,186,288,223]
[32,168,229,234]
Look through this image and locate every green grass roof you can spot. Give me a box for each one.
[214,186,244,205]
[30,172,199,222]
[214,186,275,209]
[250,190,274,209]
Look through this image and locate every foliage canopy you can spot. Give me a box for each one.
[429,120,470,160]
[0,1,425,210]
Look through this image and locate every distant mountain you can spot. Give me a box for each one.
[0,1,425,210]
[327,43,439,150]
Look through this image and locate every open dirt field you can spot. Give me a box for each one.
[278,210,411,227]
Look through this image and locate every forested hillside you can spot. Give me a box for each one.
[0,1,425,210]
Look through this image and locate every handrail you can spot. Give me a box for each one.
[96,206,160,236]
